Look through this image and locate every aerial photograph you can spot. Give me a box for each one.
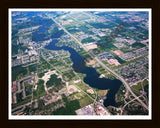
[9,9,151,119]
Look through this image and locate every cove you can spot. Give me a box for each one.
[45,39,122,107]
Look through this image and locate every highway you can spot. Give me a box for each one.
[122,94,143,110]
[46,13,148,111]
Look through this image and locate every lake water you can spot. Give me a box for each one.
[45,39,122,107]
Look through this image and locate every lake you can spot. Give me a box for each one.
[45,38,122,107]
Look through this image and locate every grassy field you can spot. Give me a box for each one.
[131,82,142,91]
[79,96,93,108]
[97,90,108,97]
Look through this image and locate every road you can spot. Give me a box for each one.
[46,13,148,111]
[121,94,143,115]
[12,76,33,104]
[12,98,39,115]
[94,56,148,110]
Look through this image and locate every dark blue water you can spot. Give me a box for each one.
[30,17,54,42]
[45,39,122,107]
